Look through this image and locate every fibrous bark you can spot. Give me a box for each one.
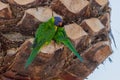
[0,0,112,80]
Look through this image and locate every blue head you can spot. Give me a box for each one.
[54,17,63,27]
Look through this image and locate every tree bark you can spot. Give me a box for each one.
[0,0,112,80]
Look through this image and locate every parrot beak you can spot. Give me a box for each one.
[59,22,65,27]
[59,22,63,27]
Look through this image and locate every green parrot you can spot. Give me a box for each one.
[53,27,83,62]
[25,17,63,68]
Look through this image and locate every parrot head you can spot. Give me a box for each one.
[54,17,63,27]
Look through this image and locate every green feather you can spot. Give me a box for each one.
[62,39,83,61]
[25,41,44,68]
[25,17,56,68]
[54,27,83,62]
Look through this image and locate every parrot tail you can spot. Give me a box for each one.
[62,39,83,62]
[25,42,44,68]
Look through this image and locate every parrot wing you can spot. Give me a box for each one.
[33,17,55,48]
[25,17,56,68]
[54,27,83,62]
[25,40,45,68]
[62,39,83,61]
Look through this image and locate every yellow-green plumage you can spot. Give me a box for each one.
[25,17,57,68]
[53,27,83,62]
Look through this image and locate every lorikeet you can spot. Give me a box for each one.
[53,27,83,62]
[25,17,63,68]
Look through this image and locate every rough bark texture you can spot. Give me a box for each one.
[0,0,112,80]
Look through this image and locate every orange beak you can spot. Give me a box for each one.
[59,22,63,27]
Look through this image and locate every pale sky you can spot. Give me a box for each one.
[86,0,120,80]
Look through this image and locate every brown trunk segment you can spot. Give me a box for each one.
[0,0,112,80]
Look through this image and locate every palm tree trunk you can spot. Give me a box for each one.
[0,0,112,80]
